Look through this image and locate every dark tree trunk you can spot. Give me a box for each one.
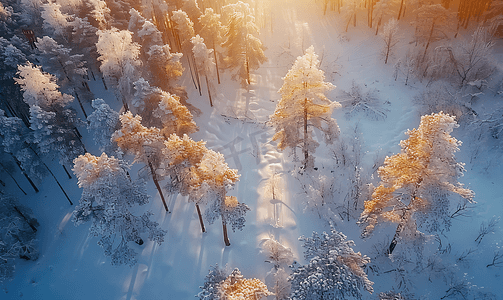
[397,0,405,21]
[196,204,206,233]
[205,75,213,107]
[148,160,169,212]
[222,219,230,246]
[303,94,309,170]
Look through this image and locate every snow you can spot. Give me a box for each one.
[2,0,503,299]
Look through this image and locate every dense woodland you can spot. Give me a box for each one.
[0,0,503,299]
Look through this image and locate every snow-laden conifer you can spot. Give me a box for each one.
[360,112,475,254]
[40,2,73,41]
[133,78,197,136]
[270,46,340,170]
[198,264,228,300]
[96,28,141,109]
[189,148,246,246]
[72,152,165,266]
[221,1,267,85]
[87,99,120,154]
[199,8,224,83]
[191,35,216,106]
[290,229,374,300]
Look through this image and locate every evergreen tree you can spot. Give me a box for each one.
[221,1,267,85]
[199,8,224,84]
[290,229,374,300]
[72,152,166,266]
[189,149,247,246]
[219,268,271,300]
[112,111,169,212]
[270,46,340,170]
[87,98,120,154]
[132,78,197,137]
[15,63,85,166]
[380,18,401,64]
[198,264,228,300]
[360,112,475,254]
[191,35,216,106]
[96,28,141,109]
[0,194,39,283]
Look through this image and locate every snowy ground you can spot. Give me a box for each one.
[2,0,503,299]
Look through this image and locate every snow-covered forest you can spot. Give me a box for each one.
[1,0,502,299]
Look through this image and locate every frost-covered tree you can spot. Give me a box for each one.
[96,28,141,109]
[15,63,85,166]
[146,44,184,92]
[412,4,455,62]
[189,149,245,246]
[219,268,272,300]
[373,0,398,35]
[260,237,294,270]
[360,112,475,254]
[161,133,208,231]
[444,26,495,87]
[290,229,374,299]
[40,2,73,42]
[380,18,401,64]
[86,0,110,29]
[112,111,169,212]
[132,78,198,136]
[270,46,340,170]
[191,35,216,106]
[0,194,39,283]
[199,8,224,83]
[340,81,388,121]
[35,36,88,85]
[221,1,267,85]
[341,0,363,31]
[0,109,46,191]
[198,264,228,300]
[87,99,120,154]
[72,153,165,266]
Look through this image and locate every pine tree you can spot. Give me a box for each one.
[132,78,198,136]
[191,35,216,106]
[112,111,170,212]
[199,8,224,84]
[221,1,267,85]
[161,133,208,231]
[198,264,228,300]
[360,112,475,254]
[15,63,85,166]
[290,229,374,300]
[219,268,272,300]
[380,18,401,64]
[40,2,73,42]
[87,99,120,154]
[412,4,456,62]
[189,149,246,246]
[72,153,166,266]
[35,36,88,85]
[0,194,39,283]
[270,46,340,170]
[96,28,141,109]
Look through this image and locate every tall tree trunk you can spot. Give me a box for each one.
[42,160,73,205]
[148,160,169,212]
[422,20,436,63]
[222,219,231,246]
[388,208,414,255]
[196,204,206,233]
[213,42,221,84]
[205,75,213,107]
[397,0,405,21]
[303,94,309,170]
